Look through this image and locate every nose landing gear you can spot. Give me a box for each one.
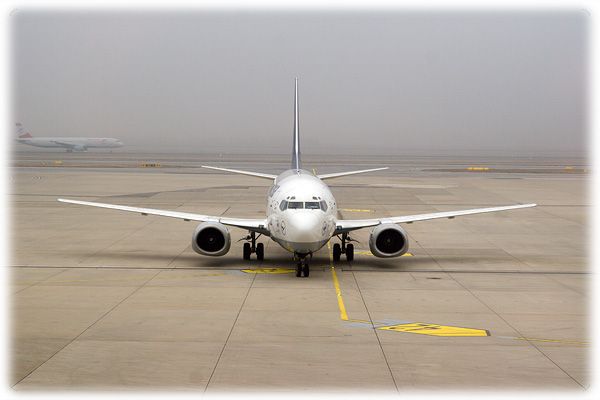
[294,253,311,277]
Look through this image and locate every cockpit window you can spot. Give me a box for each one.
[287,201,304,209]
[319,200,328,211]
[279,200,288,211]
[305,201,320,210]
[280,200,328,211]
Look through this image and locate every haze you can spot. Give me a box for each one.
[12,10,588,156]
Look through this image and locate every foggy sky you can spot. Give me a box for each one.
[12,10,588,155]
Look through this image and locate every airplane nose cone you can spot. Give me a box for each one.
[286,212,324,243]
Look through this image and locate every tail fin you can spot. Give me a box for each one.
[291,78,301,170]
[16,123,32,138]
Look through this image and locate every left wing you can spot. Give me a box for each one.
[58,198,269,234]
[317,167,388,180]
[335,203,537,233]
[201,165,277,180]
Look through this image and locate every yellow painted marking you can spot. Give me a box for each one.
[53,160,63,165]
[355,251,413,257]
[513,337,588,345]
[328,241,348,321]
[241,268,294,274]
[564,166,574,170]
[467,166,490,171]
[340,208,373,213]
[378,322,489,337]
[312,168,317,175]
[349,319,372,324]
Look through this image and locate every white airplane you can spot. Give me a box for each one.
[16,123,124,152]
[58,79,536,277]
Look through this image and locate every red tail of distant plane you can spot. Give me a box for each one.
[16,123,32,138]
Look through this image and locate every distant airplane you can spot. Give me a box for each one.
[15,123,123,152]
[58,79,536,277]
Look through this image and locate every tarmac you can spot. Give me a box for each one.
[8,151,589,391]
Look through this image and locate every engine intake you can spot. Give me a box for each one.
[192,222,231,256]
[369,224,409,257]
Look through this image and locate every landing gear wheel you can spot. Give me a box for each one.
[302,264,310,277]
[333,243,341,262]
[256,243,264,261]
[346,243,354,262]
[243,243,251,260]
[296,262,302,277]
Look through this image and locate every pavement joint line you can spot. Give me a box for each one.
[11,267,69,295]
[350,270,400,391]
[204,263,257,392]
[75,209,158,265]
[9,265,589,275]
[11,268,163,388]
[447,272,586,388]
[165,244,192,271]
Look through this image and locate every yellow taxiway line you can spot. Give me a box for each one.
[511,337,589,345]
[327,240,349,321]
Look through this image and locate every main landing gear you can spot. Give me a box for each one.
[332,232,354,262]
[242,231,264,261]
[295,253,312,278]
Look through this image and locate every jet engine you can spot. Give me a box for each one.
[192,222,231,256]
[369,224,409,257]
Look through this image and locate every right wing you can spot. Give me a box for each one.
[58,198,269,234]
[335,203,537,233]
[201,165,277,180]
[317,167,388,180]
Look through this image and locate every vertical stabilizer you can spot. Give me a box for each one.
[291,78,301,170]
[16,123,32,139]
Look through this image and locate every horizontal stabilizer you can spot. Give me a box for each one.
[317,167,388,180]
[201,165,277,180]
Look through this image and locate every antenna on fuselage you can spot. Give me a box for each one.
[291,78,301,171]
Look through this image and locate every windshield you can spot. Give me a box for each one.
[280,200,327,211]
[287,201,304,209]
[305,201,320,210]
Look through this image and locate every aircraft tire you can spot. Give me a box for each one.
[243,243,251,260]
[333,243,341,261]
[303,264,309,277]
[346,243,354,261]
[256,243,264,261]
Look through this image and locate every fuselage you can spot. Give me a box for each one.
[266,169,337,255]
[17,137,124,149]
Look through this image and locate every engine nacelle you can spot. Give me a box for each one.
[369,224,409,258]
[192,222,231,256]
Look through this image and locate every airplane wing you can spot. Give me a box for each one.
[201,165,277,180]
[57,198,269,234]
[335,203,537,233]
[317,167,388,180]
[51,140,77,148]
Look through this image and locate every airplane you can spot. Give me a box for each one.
[15,123,124,152]
[58,79,536,277]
